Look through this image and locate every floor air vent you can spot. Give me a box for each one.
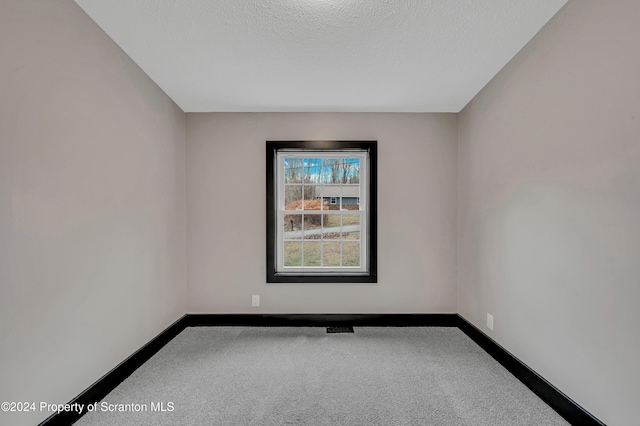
[327,326,354,333]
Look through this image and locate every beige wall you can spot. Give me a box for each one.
[0,1,186,425]
[187,113,457,313]
[457,1,640,424]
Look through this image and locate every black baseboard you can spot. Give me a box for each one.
[187,313,459,327]
[39,313,604,426]
[456,315,604,426]
[38,315,189,426]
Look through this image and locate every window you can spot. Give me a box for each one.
[266,141,377,283]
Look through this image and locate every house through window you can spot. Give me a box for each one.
[266,141,377,283]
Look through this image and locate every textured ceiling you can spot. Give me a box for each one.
[74,0,567,112]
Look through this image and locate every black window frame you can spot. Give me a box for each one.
[266,140,377,283]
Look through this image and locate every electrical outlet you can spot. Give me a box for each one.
[252,295,260,307]
[487,313,494,331]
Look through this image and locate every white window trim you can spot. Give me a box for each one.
[275,151,368,274]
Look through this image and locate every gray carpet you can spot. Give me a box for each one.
[76,327,569,425]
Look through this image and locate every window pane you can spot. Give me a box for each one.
[320,158,340,184]
[323,214,341,229]
[284,186,302,210]
[322,242,341,267]
[284,158,303,184]
[303,158,322,184]
[342,242,360,266]
[343,231,360,241]
[317,184,340,210]
[303,185,323,210]
[341,214,360,239]
[283,214,301,239]
[302,214,322,239]
[322,220,340,241]
[303,242,321,266]
[340,185,360,210]
[341,214,359,226]
[284,242,302,267]
[341,158,360,184]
